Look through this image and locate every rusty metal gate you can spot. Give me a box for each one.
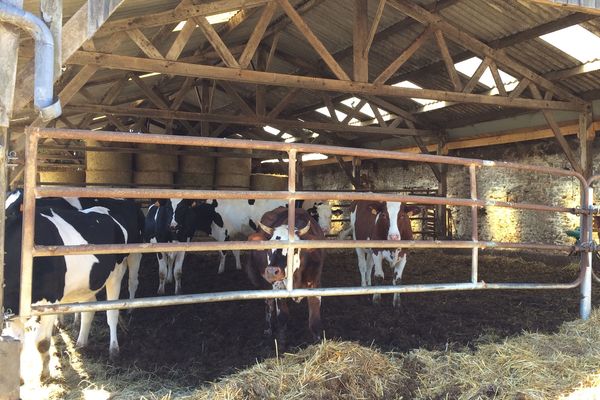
[12,126,594,321]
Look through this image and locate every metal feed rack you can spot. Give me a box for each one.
[12,126,596,320]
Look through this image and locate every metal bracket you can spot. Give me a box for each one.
[578,241,598,252]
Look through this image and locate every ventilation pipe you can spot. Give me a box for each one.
[0,2,61,121]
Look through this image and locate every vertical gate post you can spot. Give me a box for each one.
[580,186,593,320]
[286,149,297,292]
[469,165,479,283]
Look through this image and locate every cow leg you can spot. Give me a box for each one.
[36,315,56,382]
[264,299,275,336]
[76,311,95,349]
[157,252,168,295]
[308,296,322,341]
[276,299,290,351]
[126,252,142,301]
[234,250,242,270]
[392,254,408,308]
[217,251,227,274]
[372,252,384,305]
[355,247,369,287]
[365,251,374,286]
[73,312,80,327]
[173,251,186,295]
[166,252,175,284]
[105,262,127,359]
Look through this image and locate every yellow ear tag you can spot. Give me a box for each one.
[371,208,377,215]
[154,201,160,207]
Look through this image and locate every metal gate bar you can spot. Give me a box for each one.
[18,127,590,319]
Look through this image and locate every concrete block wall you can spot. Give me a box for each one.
[305,139,586,245]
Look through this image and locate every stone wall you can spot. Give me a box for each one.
[305,139,589,245]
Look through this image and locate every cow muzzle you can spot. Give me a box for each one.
[263,266,286,283]
[388,234,400,241]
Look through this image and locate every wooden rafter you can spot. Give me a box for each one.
[354,0,369,82]
[462,56,491,94]
[126,29,165,59]
[365,0,386,56]
[489,61,507,96]
[238,1,278,69]
[195,15,240,68]
[267,87,301,118]
[166,19,196,61]
[434,29,462,91]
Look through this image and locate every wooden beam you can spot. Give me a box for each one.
[373,26,433,85]
[14,0,126,111]
[521,0,600,16]
[412,135,441,182]
[387,0,585,105]
[508,78,530,99]
[195,15,240,68]
[276,0,350,80]
[219,81,255,116]
[322,93,339,122]
[544,59,600,81]
[266,32,281,71]
[434,29,462,91]
[238,1,278,69]
[365,0,386,56]
[65,103,435,136]
[462,56,491,94]
[354,0,369,82]
[267,87,300,118]
[68,51,585,111]
[579,108,595,178]
[489,61,507,96]
[165,19,196,61]
[126,29,165,60]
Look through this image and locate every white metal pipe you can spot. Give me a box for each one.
[580,186,593,319]
[0,2,61,121]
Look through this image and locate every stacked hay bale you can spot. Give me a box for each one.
[176,153,215,189]
[39,168,85,185]
[85,141,132,186]
[214,148,252,190]
[250,173,288,191]
[134,143,178,187]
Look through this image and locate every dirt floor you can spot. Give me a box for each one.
[60,248,598,393]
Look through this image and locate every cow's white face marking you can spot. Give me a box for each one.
[5,191,21,210]
[386,202,402,240]
[268,225,302,274]
[40,210,100,296]
[170,198,182,228]
[315,202,332,233]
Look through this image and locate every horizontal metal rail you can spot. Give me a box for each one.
[31,276,584,315]
[35,187,579,215]
[32,240,575,257]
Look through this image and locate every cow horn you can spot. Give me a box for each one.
[258,221,274,235]
[297,220,311,236]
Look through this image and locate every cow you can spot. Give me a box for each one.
[350,201,418,307]
[2,206,129,384]
[246,207,324,348]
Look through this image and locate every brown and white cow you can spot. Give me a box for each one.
[350,201,418,307]
[246,207,324,348]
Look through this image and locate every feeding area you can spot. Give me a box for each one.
[3,0,600,399]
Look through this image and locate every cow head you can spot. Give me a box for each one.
[306,201,334,234]
[375,202,419,241]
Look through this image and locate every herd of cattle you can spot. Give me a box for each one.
[1,190,418,384]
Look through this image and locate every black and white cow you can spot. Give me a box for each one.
[350,201,418,307]
[246,207,325,348]
[2,206,129,383]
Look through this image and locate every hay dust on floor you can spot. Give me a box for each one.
[25,249,600,399]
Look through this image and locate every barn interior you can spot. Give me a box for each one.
[4,0,600,398]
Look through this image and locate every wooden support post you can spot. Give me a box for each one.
[354,0,369,82]
[579,107,595,179]
[297,155,304,190]
[0,0,23,127]
[352,157,362,189]
[436,136,448,239]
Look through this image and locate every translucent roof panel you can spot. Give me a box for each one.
[392,81,435,105]
[315,106,360,125]
[454,57,516,89]
[173,10,238,31]
[340,97,389,120]
[540,25,600,63]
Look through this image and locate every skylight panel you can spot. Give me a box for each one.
[392,81,434,105]
[263,125,280,135]
[315,106,348,122]
[261,153,328,164]
[172,10,238,32]
[454,57,516,91]
[340,97,389,120]
[540,25,600,63]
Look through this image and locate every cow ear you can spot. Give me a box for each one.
[405,205,420,216]
[369,205,378,215]
[153,200,160,207]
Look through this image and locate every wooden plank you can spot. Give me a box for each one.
[387,0,585,105]
[434,29,463,92]
[68,51,585,111]
[165,19,196,61]
[255,49,267,116]
[462,56,491,94]
[219,81,255,115]
[521,0,600,15]
[99,0,270,36]
[130,74,170,109]
[489,61,507,96]
[544,59,600,81]
[238,1,278,69]
[14,0,126,111]
[354,0,369,82]
[126,29,165,60]
[195,15,240,68]
[266,32,281,71]
[65,103,435,136]
[276,0,350,80]
[267,87,300,118]
[373,26,433,85]
[365,0,386,56]
[579,109,594,178]
[508,78,530,99]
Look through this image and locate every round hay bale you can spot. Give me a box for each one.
[39,169,85,185]
[133,171,173,186]
[179,155,215,173]
[135,144,178,172]
[214,173,251,189]
[86,169,132,186]
[175,172,213,188]
[250,174,288,191]
[215,148,252,189]
[86,150,132,171]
